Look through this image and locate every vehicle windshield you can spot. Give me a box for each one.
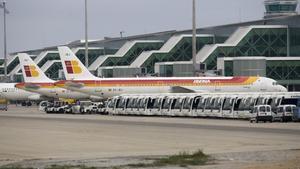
[206,98,214,109]
[152,99,161,109]
[223,98,233,110]
[197,98,206,109]
[259,106,266,112]
[108,99,115,108]
[162,99,171,109]
[286,106,292,112]
[138,99,146,108]
[214,98,223,109]
[173,99,183,109]
[293,107,298,113]
[183,98,192,109]
[116,98,127,108]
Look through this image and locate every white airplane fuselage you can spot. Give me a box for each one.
[0,83,41,101]
[55,76,287,100]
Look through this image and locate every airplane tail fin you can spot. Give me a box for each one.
[57,46,97,80]
[17,53,54,83]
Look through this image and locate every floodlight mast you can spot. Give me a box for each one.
[192,0,197,75]
[0,1,9,82]
[84,0,88,67]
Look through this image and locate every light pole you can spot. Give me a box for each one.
[120,31,125,38]
[192,0,197,75]
[0,1,9,82]
[84,0,88,67]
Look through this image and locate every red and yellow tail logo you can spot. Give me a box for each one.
[24,65,39,77]
[65,60,82,74]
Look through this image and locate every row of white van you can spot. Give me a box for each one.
[250,104,297,123]
[105,93,300,121]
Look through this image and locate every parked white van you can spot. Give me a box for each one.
[250,105,273,123]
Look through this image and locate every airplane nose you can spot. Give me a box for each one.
[279,85,288,92]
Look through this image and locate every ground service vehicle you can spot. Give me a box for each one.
[280,97,300,122]
[250,105,273,123]
[71,101,96,114]
[97,102,106,114]
[45,101,68,114]
[39,101,49,111]
[0,99,8,111]
[293,106,300,122]
[276,105,296,122]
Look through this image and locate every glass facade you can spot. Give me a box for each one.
[37,53,60,67]
[213,27,300,90]
[7,57,19,74]
[100,42,164,67]
[76,48,117,66]
[0,59,4,65]
[266,4,297,13]
[13,74,23,82]
[266,60,300,81]
[203,28,288,70]
[159,65,173,77]
[224,61,233,76]
[44,62,63,80]
[99,69,113,78]
[224,59,300,85]
[142,36,214,74]
[290,28,300,56]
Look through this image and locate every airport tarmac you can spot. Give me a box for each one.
[0,105,300,168]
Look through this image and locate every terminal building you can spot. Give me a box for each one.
[1,0,300,91]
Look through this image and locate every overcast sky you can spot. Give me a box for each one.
[0,0,273,55]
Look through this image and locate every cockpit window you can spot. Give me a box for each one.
[272,82,278,85]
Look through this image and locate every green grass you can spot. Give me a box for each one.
[45,165,96,169]
[152,150,209,167]
[0,165,96,169]
[0,150,210,169]
[127,149,210,168]
[0,165,34,169]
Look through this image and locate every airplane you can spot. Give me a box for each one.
[15,53,102,100]
[0,83,42,101]
[55,46,287,100]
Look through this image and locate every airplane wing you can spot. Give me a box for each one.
[24,83,41,90]
[171,86,208,93]
[65,81,85,88]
